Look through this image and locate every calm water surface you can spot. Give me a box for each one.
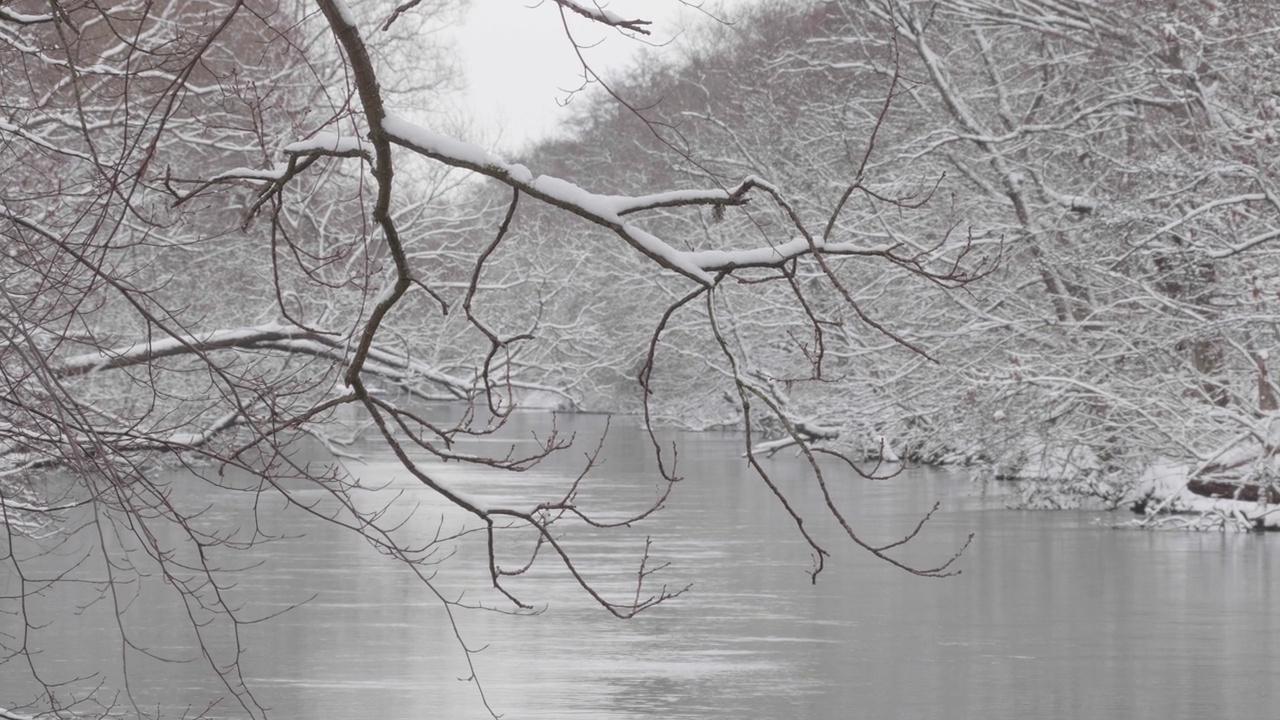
[3,411,1276,718]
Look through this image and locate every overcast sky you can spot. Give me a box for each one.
[450,0,746,152]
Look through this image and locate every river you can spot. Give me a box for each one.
[2,410,1276,718]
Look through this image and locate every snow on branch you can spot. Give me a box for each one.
[1207,227,1280,259]
[282,131,369,158]
[0,118,94,162]
[192,4,892,287]
[0,7,56,25]
[686,236,892,271]
[172,133,369,211]
[55,323,473,395]
[553,0,652,35]
[940,0,1128,40]
[209,163,292,182]
[395,135,697,216]
[1039,184,1096,214]
[380,114,895,280]
[57,323,314,375]
[749,420,841,457]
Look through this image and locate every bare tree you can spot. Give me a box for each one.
[1,1,974,717]
[603,0,1280,521]
[853,0,1280,512]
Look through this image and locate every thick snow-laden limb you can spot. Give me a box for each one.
[381,113,716,283]
[553,0,652,34]
[208,163,292,182]
[222,110,911,281]
[381,113,893,281]
[56,323,473,395]
[282,131,369,157]
[382,111,740,221]
[0,7,56,24]
[57,323,319,374]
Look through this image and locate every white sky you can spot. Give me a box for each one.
[450,0,747,152]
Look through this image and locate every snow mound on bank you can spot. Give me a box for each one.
[1129,461,1280,531]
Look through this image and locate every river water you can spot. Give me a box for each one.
[2,410,1276,718]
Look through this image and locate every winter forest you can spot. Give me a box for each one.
[2,0,1279,717]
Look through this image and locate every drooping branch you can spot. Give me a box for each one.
[553,0,652,35]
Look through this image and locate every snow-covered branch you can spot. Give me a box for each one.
[196,109,918,283]
[553,0,652,35]
[55,322,474,395]
[0,7,56,25]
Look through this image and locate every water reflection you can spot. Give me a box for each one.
[2,411,1276,719]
